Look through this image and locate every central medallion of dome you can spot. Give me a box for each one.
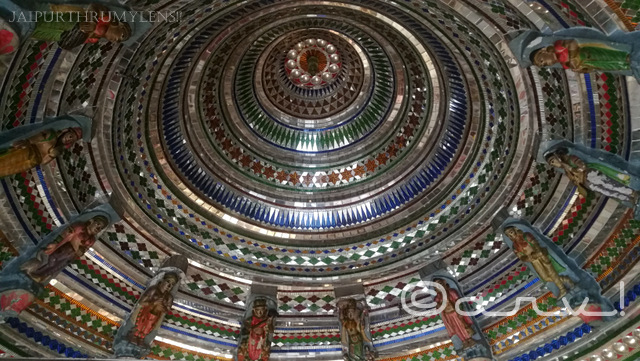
[256,29,370,126]
[285,38,341,89]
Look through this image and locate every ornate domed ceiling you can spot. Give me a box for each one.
[0,0,639,360]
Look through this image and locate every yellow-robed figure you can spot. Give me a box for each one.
[0,127,81,177]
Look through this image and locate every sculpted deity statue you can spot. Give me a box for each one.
[113,255,187,359]
[421,271,493,360]
[433,278,475,348]
[337,298,376,361]
[20,215,108,283]
[497,217,616,324]
[0,128,81,178]
[0,204,118,317]
[509,27,640,81]
[128,273,178,344]
[504,226,574,297]
[542,140,640,219]
[237,298,277,361]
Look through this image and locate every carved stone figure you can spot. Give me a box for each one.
[543,140,640,219]
[237,298,277,361]
[0,204,119,318]
[113,255,188,359]
[498,218,616,324]
[128,273,177,344]
[20,215,108,283]
[0,115,93,177]
[509,27,640,81]
[433,278,475,348]
[504,227,574,297]
[421,269,493,361]
[0,128,81,177]
[337,298,376,361]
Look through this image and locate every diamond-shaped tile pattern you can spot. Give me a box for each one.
[475,0,533,31]
[1,41,54,131]
[105,222,164,269]
[183,268,249,306]
[277,291,336,314]
[7,171,55,235]
[61,42,117,110]
[544,0,593,26]
[59,143,100,208]
[364,275,425,309]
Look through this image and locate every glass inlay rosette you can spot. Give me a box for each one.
[285,37,341,89]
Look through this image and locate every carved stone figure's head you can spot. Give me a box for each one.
[504,226,520,241]
[58,128,82,149]
[105,22,132,43]
[544,147,569,168]
[531,46,558,67]
[252,299,268,319]
[433,278,449,290]
[158,274,178,294]
[340,298,359,320]
[87,215,109,235]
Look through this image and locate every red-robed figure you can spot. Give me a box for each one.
[20,215,108,283]
[434,278,475,348]
[238,299,275,361]
[127,273,178,345]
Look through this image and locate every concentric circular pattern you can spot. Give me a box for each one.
[3,0,637,359]
[222,19,393,154]
[260,29,365,122]
[111,0,525,277]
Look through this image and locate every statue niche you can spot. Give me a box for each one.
[542,140,640,219]
[237,297,277,361]
[337,298,376,361]
[113,255,188,359]
[0,115,92,178]
[0,204,118,317]
[509,27,640,82]
[499,218,616,325]
[423,271,493,361]
[20,215,108,283]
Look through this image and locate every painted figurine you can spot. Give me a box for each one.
[337,298,376,361]
[504,226,574,297]
[113,255,187,359]
[434,278,475,348]
[543,140,640,219]
[29,4,131,50]
[0,204,119,318]
[498,218,616,324]
[20,215,108,283]
[238,298,276,361]
[509,27,640,81]
[128,273,178,344]
[422,271,493,360]
[0,127,81,177]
